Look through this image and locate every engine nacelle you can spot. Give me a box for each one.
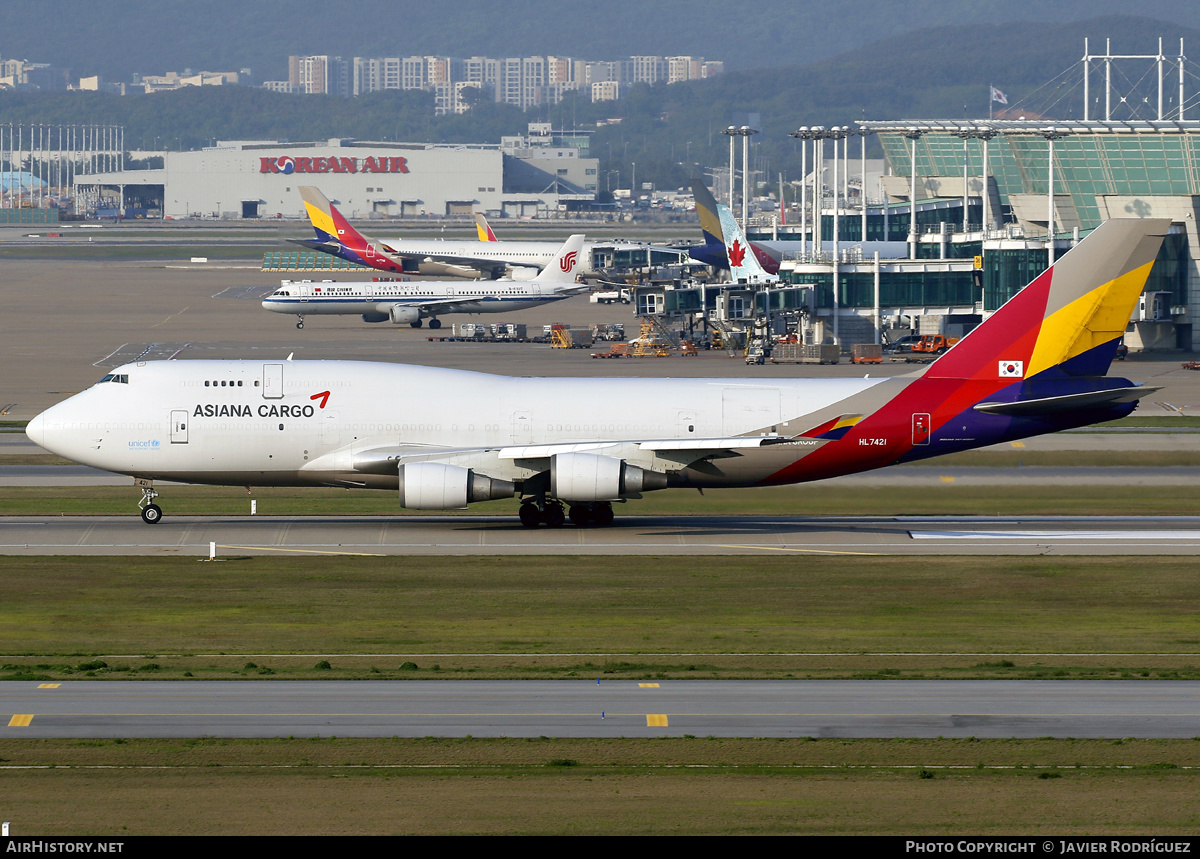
[550,452,668,501]
[361,312,389,323]
[389,305,421,325]
[506,265,540,281]
[398,462,515,509]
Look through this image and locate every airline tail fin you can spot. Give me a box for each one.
[298,185,370,252]
[925,218,1170,385]
[716,204,777,283]
[532,235,587,283]
[690,179,724,248]
[475,212,498,242]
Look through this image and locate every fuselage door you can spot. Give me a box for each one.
[170,410,188,444]
[263,364,283,399]
[512,410,532,445]
[912,413,931,446]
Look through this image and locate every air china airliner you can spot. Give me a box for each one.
[29,219,1168,529]
[262,234,588,329]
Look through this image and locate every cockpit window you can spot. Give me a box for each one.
[97,374,129,384]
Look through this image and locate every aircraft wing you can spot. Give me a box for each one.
[351,435,820,475]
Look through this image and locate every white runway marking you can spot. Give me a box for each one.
[910,530,1200,540]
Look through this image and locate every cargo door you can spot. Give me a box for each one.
[263,364,283,399]
[170,410,189,444]
[512,410,533,445]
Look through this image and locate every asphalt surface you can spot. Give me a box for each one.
[4,512,1200,556]
[3,679,1197,738]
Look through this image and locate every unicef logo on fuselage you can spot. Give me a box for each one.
[275,156,296,174]
[128,439,161,450]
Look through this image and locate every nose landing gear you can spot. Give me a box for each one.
[296,315,305,329]
[138,484,163,524]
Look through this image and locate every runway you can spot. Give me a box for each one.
[3,679,1196,738]
[4,512,1200,555]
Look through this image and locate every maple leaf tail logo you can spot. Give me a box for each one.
[560,250,578,273]
[728,239,746,268]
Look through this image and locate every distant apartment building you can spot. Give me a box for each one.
[288,55,349,97]
[135,69,248,93]
[293,52,720,109]
[0,58,71,90]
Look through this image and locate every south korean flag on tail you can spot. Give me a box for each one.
[998,360,1024,378]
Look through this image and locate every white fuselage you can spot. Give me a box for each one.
[27,360,888,491]
[262,279,566,318]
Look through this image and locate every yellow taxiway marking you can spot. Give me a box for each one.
[218,545,385,557]
[716,545,879,556]
[37,684,60,689]
[646,714,668,727]
[639,683,660,688]
[939,475,956,483]
[8,715,33,727]
[150,306,190,328]
[1011,441,1026,448]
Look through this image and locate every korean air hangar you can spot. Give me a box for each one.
[74,137,597,220]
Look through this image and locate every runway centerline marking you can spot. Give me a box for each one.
[218,544,385,557]
[910,530,1200,541]
[715,544,879,555]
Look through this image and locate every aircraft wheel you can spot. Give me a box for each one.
[428,318,442,330]
[519,503,541,529]
[410,319,423,328]
[568,505,592,527]
[296,321,304,329]
[542,502,566,529]
[592,503,614,527]
[141,504,163,525]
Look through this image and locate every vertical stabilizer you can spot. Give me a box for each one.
[716,204,777,283]
[475,212,498,242]
[532,235,586,283]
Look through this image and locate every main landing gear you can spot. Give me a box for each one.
[519,499,614,528]
[296,315,305,329]
[428,318,442,330]
[138,485,163,524]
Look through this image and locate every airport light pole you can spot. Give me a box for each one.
[789,127,821,256]
[902,128,924,259]
[723,125,758,231]
[1040,128,1066,266]
[826,126,849,346]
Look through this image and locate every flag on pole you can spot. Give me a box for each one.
[990,86,1009,105]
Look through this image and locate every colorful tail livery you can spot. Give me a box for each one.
[293,185,413,273]
[689,179,780,274]
[716,203,777,283]
[474,212,498,242]
[773,218,1170,483]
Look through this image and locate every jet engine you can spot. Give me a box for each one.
[361,312,389,323]
[550,452,668,501]
[398,461,515,509]
[388,305,421,325]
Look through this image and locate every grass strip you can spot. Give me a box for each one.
[1,555,1197,679]
[0,738,1197,835]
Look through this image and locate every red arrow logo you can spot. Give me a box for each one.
[310,391,331,409]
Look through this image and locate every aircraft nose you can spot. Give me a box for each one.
[25,411,45,448]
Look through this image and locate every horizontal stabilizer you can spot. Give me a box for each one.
[973,385,1160,416]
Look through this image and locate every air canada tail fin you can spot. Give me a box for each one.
[532,235,586,283]
[925,218,1170,384]
[475,212,498,242]
[716,204,777,283]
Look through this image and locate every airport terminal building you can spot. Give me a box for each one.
[75,136,597,220]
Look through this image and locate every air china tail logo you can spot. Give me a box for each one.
[260,155,410,175]
[560,251,578,273]
[728,239,746,268]
[999,360,1024,378]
